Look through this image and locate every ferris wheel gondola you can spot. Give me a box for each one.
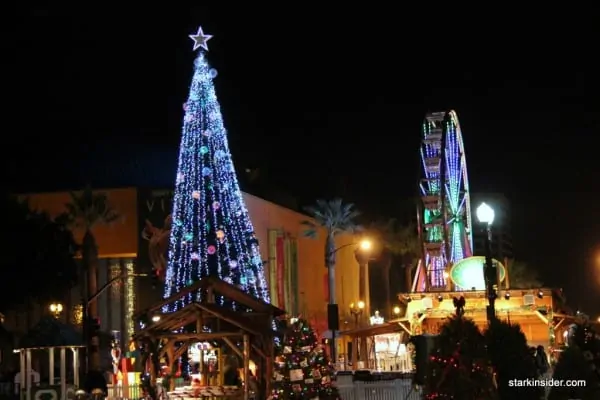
[414,110,473,292]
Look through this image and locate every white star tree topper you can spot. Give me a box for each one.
[189,26,213,51]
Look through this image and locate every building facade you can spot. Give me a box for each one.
[5,188,361,348]
[471,193,514,260]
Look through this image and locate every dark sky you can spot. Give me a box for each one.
[4,5,600,312]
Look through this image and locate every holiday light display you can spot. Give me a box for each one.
[163,27,270,311]
[417,110,473,290]
[270,319,340,400]
[425,316,497,399]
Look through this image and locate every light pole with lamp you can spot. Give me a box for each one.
[49,302,64,319]
[327,239,371,367]
[354,240,373,323]
[476,202,497,322]
[82,272,149,373]
[348,301,364,370]
[349,301,365,328]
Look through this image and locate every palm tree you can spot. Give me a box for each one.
[507,260,543,289]
[62,186,119,371]
[368,219,421,316]
[301,199,361,307]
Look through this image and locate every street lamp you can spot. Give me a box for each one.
[49,303,63,318]
[326,238,372,366]
[476,202,497,322]
[349,301,365,328]
[358,239,372,251]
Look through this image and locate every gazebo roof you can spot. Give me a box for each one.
[18,316,83,349]
[137,275,286,319]
[134,301,274,340]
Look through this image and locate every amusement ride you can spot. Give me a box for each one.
[413,110,475,292]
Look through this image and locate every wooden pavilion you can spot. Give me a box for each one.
[134,276,285,398]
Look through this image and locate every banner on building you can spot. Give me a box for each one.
[268,230,299,314]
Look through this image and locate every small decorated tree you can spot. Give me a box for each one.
[549,314,600,400]
[270,318,340,400]
[425,297,498,400]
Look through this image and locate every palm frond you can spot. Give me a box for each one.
[303,198,360,237]
[300,220,318,238]
[64,186,120,229]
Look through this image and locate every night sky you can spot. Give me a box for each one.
[4,6,600,312]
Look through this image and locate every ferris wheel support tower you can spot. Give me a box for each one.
[413,110,473,292]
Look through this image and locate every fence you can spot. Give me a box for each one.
[336,373,423,400]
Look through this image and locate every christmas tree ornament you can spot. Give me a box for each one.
[189,26,213,51]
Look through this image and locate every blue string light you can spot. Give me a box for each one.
[163,48,270,312]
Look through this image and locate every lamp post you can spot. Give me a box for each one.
[349,301,365,328]
[327,239,371,366]
[349,300,364,370]
[354,240,373,322]
[476,202,497,322]
[49,303,64,319]
[82,273,149,373]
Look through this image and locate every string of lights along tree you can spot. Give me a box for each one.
[163,26,270,312]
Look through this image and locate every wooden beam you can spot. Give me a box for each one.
[223,337,243,358]
[554,318,565,330]
[206,276,286,317]
[397,321,411,335]
[251,344,267,360]
[159,339,173,358]
[195,303,266,336]
[136,279,210,317]
[138,332,243,340]
[174,342,190,360]
[534,310,549,325]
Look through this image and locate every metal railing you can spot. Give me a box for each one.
[336,374,423,400]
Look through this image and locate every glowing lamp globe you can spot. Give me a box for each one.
[476,202,495,225]
[359,239,372,251]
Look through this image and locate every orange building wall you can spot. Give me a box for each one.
[24,188,139,258]
[24,188,362,335]
[244,193,360,333]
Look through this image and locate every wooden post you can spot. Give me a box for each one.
[72,348,80,388]
[19,350,25,400]
[166,342,176,390]
[25,349,31,400]
[243,335,250,400]
[49,348,55,385]
[351,337,358,371]
[504,257,510,289]
[265,341,273,395]
[60,348,66,400]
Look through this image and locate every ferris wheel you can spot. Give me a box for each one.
[414,110,473,292]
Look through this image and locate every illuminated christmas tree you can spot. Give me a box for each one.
[163,26,270,311]
[270,319,340,400]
